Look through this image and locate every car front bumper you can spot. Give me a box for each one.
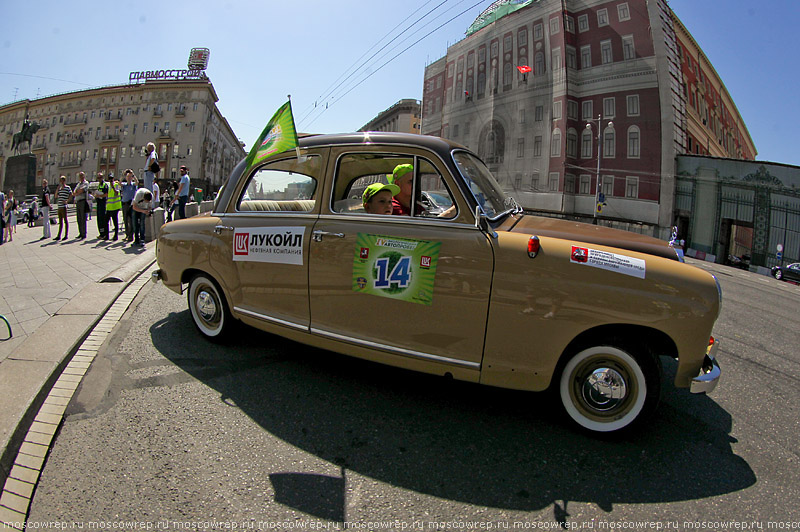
[690,337,721,394]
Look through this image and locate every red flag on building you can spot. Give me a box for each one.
[517,65,532,74]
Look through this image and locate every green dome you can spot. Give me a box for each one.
[466,0,538,36]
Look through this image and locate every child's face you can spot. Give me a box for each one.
[365,190,394,215]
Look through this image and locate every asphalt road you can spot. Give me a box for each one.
[26,260,800,529]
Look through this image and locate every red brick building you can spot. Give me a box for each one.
[422,0,755,238]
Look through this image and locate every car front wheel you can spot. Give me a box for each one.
[774,270,783,280]
[558,343,660,434]
[187,274,233,341]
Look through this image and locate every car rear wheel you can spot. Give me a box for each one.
[187,274,233,341]
[774,270,783,280]
[558,343,660,434]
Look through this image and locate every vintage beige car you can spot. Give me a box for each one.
[153,132,721,434]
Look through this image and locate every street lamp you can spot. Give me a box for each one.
[586,114,613,224]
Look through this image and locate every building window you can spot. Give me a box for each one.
[520,108,526,123]
[603,97,615,118]
[566,46,577,69]
[491,41,499,58]
[627,126,640,158]
[504,35,513,51]
[581,129,593,159]
[580,174,591,194]
[626,176,639,198]
[516,137,523,158]
[551,129,562,157]
[514,174,523,189]
[603,128,615,158]
[188,145,193,156]
[581,45,591,69]
[531,173,540,191]
[618,3,631,21]
[565,174,576,194]
[552,47,562,70]
[535,52,545,74]
[597,8,609,27]
[582,100,593,120]
[534,23,543,40]
[566,129,578,158]
[578,14,589,32]
[622,35,635,60]
[193,103,199,111]
[534,135,542,157]
[600,40,613,64]
[535,105,543,122]
[627,94,640,116]
[503,63,512,90]
[518,28,527,47]
[602,176,614,197]
[565,16,575,33]
[553,101,562,120]
[453,124,459,138]
[550,17,560,35]
[567,100,578,120]
[549,172,560,191]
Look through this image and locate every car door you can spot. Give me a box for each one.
[212,151,326,331]
[308,148,493,370]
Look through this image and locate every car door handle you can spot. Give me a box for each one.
[312,230,345,241]
[214,225,234,234]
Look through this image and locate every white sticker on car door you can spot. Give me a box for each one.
[233,227,305,265]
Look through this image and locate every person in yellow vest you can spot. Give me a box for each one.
[105,174,122,241]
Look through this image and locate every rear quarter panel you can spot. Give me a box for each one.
[481,231,720,391]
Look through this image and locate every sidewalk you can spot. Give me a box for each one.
[0,213,156,487]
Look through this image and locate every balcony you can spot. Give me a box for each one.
[175,106,186,117]
[158,129,172,139]
[105,112,123,122]
[60,135,85,146]
[59,159,82,169]
[153,109,163,117]
[32,142,47,151]
[102,134,121,141]
[64,117,88,126]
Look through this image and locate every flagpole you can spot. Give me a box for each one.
[289,94,302,160]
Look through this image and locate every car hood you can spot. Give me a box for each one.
[500,214,680,261]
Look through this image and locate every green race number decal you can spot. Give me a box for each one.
[352,233,441,305]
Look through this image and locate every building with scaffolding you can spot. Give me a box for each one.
[421,0,756,239]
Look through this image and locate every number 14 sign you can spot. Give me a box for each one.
[352,233,441,306]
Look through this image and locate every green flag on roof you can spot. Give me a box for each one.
[245,100,299,171]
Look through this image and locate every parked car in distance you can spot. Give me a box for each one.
[771,263,800,282]
[153,132,722,435]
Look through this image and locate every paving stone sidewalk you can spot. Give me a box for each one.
[0,213,156,488]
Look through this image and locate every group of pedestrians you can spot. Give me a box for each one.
[2,142,192,248]
[0,188,18,244]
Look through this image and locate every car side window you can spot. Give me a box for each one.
[237,155,319,213]
[331,153,456,219]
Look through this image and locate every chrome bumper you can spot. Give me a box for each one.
[690,337,721,394]
[151,269,162,284]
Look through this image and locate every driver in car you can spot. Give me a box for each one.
[389,164,455,218]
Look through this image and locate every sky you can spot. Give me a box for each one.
[1,0,798,166]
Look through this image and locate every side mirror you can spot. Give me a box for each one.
[474,205,497,238]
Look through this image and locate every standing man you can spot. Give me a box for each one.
[72,171,90,239]
[171,165,190,220]
[105,174,121,241]
[121,169,137,241]
[94,172,109,239]
[144,142,158,192]
[131,187,153,248]
[54,176,71,241]
[40,179,51,240]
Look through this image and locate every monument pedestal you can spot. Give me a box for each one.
[4,154,37,196]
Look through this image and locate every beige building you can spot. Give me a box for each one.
[0,78,245,197]
[359,99,422,134]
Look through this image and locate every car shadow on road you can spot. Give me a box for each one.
[150,311,756,519]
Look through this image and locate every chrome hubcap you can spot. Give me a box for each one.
[581,367,628,412]
[196,289,218,322]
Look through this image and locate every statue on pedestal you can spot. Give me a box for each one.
[12,116,40,155]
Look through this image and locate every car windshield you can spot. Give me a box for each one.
[452,150,519,219]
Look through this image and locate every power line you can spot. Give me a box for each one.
[302,0,485,130]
